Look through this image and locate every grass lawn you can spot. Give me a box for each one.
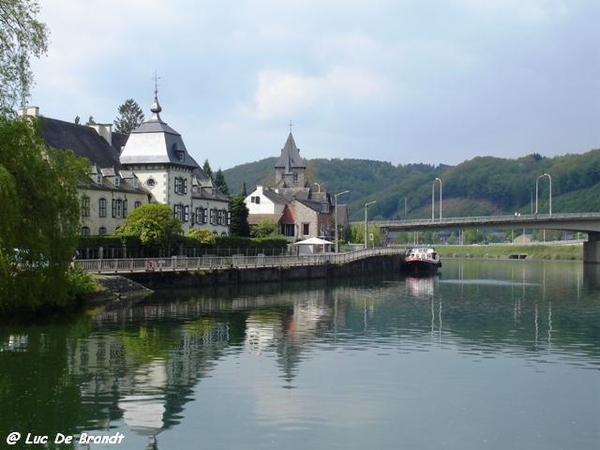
[435,243,583,260]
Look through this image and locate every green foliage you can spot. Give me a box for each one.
[229,194,250,237]
[65,267,98,299]
[0,0,49,115]
[117,203,182,249]
[224,148,600,221]
[252,218,279,238]
[350,223,383,246]
[0,117,88,311]
[188,228,217,245]
[213,169,230,195]
[113,99,145,134]
[203,159,213,179]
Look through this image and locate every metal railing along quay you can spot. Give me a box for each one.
[75,247,404,274]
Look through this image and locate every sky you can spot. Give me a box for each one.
[30,0,600,171]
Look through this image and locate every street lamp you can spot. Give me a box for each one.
[431,177,442,222]
[314,182,321,193]
[334,190,350,252]
[535,173,552,216]
[364,201,376,250]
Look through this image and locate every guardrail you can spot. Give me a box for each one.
[75,247,404,274]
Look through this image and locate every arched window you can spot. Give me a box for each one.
[81,226,90,236]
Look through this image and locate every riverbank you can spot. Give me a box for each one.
[436,242,583,260]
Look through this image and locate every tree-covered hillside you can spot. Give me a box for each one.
[223,149,600,221]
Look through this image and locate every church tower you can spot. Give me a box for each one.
[274,132,306,188]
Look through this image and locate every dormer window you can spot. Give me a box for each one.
[114,176,120,187]
[96,174,102,184]
[172,143,185,162]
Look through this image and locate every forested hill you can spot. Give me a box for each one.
[223,149,600,221]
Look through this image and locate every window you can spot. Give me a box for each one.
[112,199,123,218]
[210,208,217,225]
[174,204,184,221]
[322,203,330,213]
[114,176,120,187]
[123,199,128,218]
[99,227,107,235]
[184,205,190,222]
[134,201,142,209]
[251,196,260,204]
[81,196,90,218]
[195,207,207,225]
[174,177,188,195]
[81,226,90,236]
[283,224,295,237]
[99,198,107,217]
[293,172,298,182]
[302,223,309,236]
[146,178,156,188]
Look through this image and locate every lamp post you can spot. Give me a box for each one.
[431,177,442,222]
[334,190,349,253]
[364,201,376,249]
[535,173,552,216]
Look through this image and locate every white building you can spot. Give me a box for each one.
[25,92,230,237]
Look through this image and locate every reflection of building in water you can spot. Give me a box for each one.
[244,291,332,386]
[119,359,167,436]
[69,320,231,439]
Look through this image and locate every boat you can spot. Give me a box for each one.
[403,246,442,275]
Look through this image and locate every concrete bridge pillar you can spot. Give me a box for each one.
[583,232,600,264]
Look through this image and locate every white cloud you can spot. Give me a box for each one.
[244,66,389,120]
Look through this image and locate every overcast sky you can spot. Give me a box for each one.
[30,0,599,171]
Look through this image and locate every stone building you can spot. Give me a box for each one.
[245,132,347,243]
[22,93,230,237]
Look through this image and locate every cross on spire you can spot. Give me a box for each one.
[289,119,293,133]
[153,71,161,97]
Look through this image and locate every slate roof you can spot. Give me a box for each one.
[295,198,330,213]
[120,95,200,169]
[40,117,123,168]
[262,188,289,205]
[275,132,305,172]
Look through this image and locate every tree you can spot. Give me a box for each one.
[188,228,216,245]
[117,204,182,250]
[228,195,250,237]
[113,99,145,134]
[213,169,230,195]
[203,159,213,180]
[252,218,278,238]
[0,116,88,310]
[0,0,49,116]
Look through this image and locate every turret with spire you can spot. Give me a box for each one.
[274,131,306,188]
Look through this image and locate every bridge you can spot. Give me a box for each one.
[373,212,600,263]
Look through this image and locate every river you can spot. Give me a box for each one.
[1,259,599,449]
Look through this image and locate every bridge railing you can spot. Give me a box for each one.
[373,212,600,228]
[75,247,404,274]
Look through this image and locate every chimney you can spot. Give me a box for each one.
[89,123,113,145]
[18,106,40,117]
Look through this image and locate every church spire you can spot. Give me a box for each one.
[150,72,162,121]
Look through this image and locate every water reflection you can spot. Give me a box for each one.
[0,260,599,449]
